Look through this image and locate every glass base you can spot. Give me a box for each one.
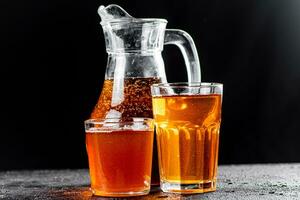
[91,188,150,197]
[160,180,216,194]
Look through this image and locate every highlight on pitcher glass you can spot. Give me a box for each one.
[151,82,223,194]
[84,118,154,197]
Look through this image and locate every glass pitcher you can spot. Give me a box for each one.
[90,4,201,185]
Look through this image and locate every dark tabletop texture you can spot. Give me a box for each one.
[0,164,300,200]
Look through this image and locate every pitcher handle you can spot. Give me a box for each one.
[164,29,201,82]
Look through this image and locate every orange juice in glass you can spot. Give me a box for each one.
[85,118,154,197]
[151,83,223,194]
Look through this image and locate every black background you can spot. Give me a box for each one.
[2,0,300,170]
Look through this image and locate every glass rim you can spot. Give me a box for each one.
[84,117,154,125]
[85,118,154,132]
[101,18,168,26]
[151,82,223,89]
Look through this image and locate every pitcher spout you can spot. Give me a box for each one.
[98,4,133,25]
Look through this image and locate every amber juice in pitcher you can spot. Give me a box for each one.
[91,77,161,119]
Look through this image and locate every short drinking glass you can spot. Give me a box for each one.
[151,83,223,194]
[84,118,154,197]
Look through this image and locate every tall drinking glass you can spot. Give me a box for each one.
[85,118,154,197]
[151,83,223,194]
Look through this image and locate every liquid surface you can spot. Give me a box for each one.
[86,130,154,196]
[153,94,222,184]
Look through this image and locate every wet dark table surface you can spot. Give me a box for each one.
[0,164,300,200]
